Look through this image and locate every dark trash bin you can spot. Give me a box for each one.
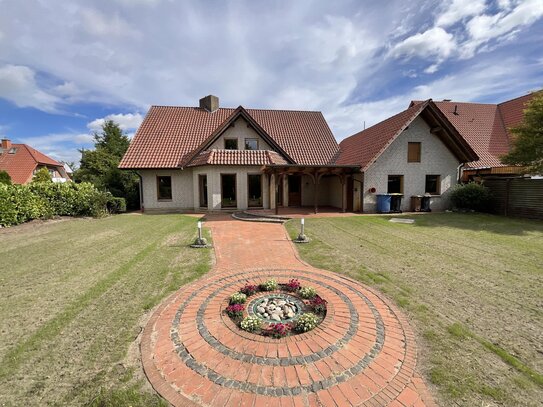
[411,195,423,212]
[421,195,432,212]
[390,193,403,213]
[376,194,391,213]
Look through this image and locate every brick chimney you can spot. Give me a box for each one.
[199,95,219,112]
[1,138,11,150]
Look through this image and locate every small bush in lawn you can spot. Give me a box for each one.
[300,286,317,299]
[266,322,292,338]
[285,278,301,292]
[296,313,319,332]
[260,279,278,291]
[229,292,247,304]
[450,182,493,212]
[225,304,244,318]
[240,315,261,332]
[240,282,258,296]
[310,295,327,314]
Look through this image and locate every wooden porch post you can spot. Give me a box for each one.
[270,172,276,213]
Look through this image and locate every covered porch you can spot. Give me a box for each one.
[261,164,361,214]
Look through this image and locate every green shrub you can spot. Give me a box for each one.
[107,197,127,214]
[450,183,493,212]
[296,313,319,332]
[240,315,261,332]
[0,182,110,227]
[0,170,11,185]
[300,286,317,299]
[32,167,53,183]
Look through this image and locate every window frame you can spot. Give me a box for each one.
[224,138,238,150]
[407,142,421,163]
[244,138,259,150]
[425,174,441,195]
[156,175,173,201]
[387,175,404,194]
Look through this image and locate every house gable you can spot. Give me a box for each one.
[208,116,274,151]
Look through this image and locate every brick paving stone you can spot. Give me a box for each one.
[140,214,435,406]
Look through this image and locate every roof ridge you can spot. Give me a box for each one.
[497,90,540,106]
[149,105,322,114]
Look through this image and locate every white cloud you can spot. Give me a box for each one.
[436,0,486,27]
[80,8,140,38]
[389,27,456,61]
[0,64,60,112]
[462,0,543,57]
[87,113,144,132]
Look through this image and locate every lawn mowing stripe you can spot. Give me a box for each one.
[0,220,182,380]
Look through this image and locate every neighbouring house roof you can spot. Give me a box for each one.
[119,105,340,169]
[409,92,537,169]
[188,149,289,167]
[336,100,478,171]
[0,143,63,184]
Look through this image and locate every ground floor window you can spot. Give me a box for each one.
[425,175,441,194]
[221,174,237,207]
[157,176,172,200]
[248,174,262,207]
[387,175,403,193]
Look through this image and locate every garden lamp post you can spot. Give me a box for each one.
[294,218,309,243]
[191,220,209,248]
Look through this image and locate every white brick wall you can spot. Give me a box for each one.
[139,169,194,211]
[363,116,460,212]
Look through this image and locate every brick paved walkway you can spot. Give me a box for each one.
[141,215,436,406]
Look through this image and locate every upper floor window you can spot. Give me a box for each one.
[408,142,421,163]
[245,138,258,150]
[157,176,172,200]
[224,139,238,150]
[425,175,441,195]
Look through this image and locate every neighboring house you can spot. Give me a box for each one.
[336,100,478,212]
[0,138,70,184]
[119,95,359,213]
[410,92,537,181]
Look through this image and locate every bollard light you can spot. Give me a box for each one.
[301,218,305,236]
[197,221,202,241]
[294,217,309,243]
[191,220,209,248]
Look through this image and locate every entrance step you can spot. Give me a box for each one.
[232,211,291,223]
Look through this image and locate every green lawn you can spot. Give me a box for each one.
[287,213,543,407]
[0,214,211,406]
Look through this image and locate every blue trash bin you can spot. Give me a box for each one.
[376,194,391,213]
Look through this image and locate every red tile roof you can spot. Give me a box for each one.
[498,93,535,142]
[0,143,62,184]
[119,106,339,169]
[188,149,288,167]
[421,92,537,169]
[336,102,426,169]
[336,101,477,170]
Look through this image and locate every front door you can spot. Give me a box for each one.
[247,174,262,207]
[221,174,237,208]
[288,175,302,207]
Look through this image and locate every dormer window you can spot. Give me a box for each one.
[224,139,238,150]
[245,138,258,150]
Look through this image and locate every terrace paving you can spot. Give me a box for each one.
[141,214,435,406]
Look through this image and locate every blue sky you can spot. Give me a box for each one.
[0,0,542,165]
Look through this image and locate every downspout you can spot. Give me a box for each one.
[456,163,464,184]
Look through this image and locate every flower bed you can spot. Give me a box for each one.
[223,279,328,338]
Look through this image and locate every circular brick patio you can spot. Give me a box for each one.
[141,267,427,406]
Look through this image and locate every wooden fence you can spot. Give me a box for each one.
[483,177,543,219]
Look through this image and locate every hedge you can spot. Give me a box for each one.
[0,182,125,227]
